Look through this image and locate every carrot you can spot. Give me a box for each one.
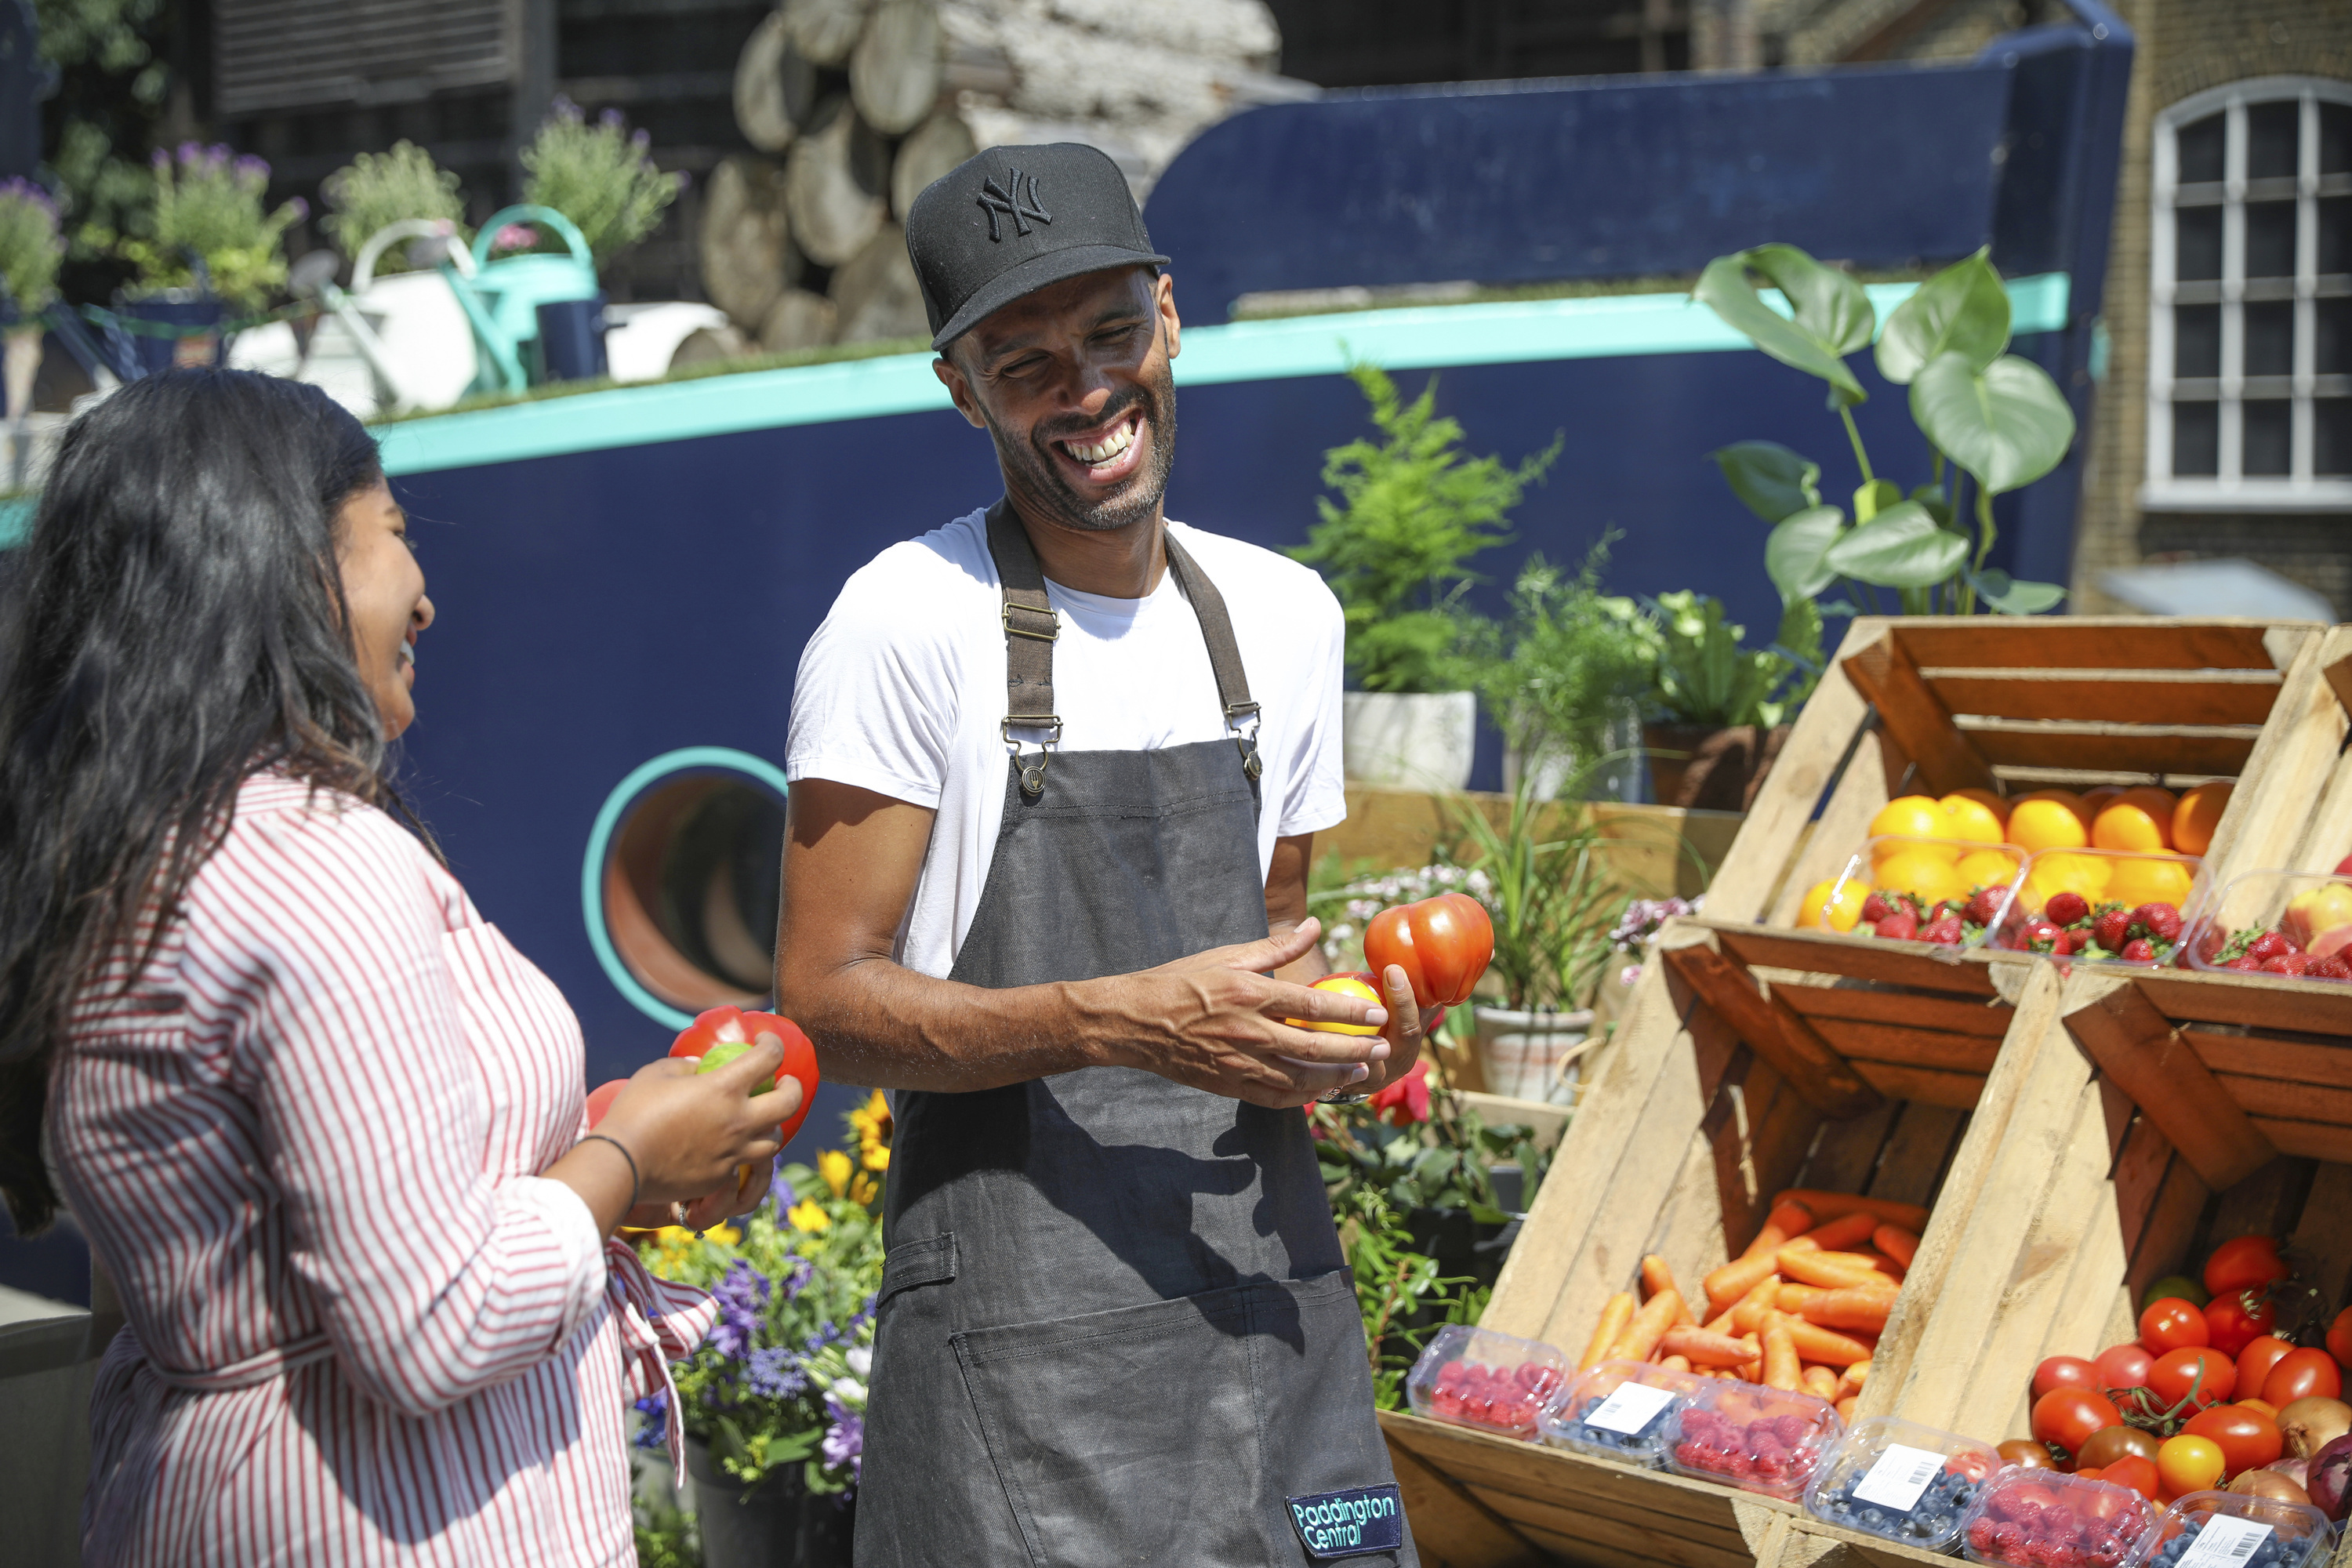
[1762,1312,1801,1391]
[1802,1365,1840,1399]
[1777,1247,1894,1290]
[1784,1318,1875,1367]
[1702,1250,1780,1316]
[1660,1325,1759,1368]
[1739,1358,1762,1384]
[1730,1274,1783,1334]
[1738,1199,1815,1261]
[1777,1283,1823,1313]
[1581,1291,1636,1371]
[1610,1288,1682,1364]
[1835,1396,1857,1422]
[1835,1359,1872,1400]
[1660,1354,1693,1374]
[1641,1254,1679,1301]
[1796,1287,1897,1333]
[1874,1224,1920,1269]
[1788,1211,1881,1253]
[1771,1189,1930,1232]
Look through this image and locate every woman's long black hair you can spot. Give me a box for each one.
[0,369,406,1232]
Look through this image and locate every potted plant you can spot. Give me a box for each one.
[1639,590,1820,811]
[633,1097,888,1568]
[1474,535,1655,805]
[1294,364,1559,789]
[520,100,684,272]
[104,143,305,374]
[321,141,468,275]
[0,179,62,478]
[1697,244,2074,617]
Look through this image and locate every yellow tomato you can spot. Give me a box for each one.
[1956,848,2022,889]
[2092,800,2171,853]
[1949,787,2011,826]
[1875,850,1968,907]
[1937,794,2006,848]
[2009,798,2091,853]
[1285,973,1383,1036]
[2107,855,2194,910]
[2156,1435,2225,1497]
[2172,782,2231,857]
[1869,796,1948,843]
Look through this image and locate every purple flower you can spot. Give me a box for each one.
[706,1258,772,1361]
[601,107,625,129]
[631,128,650,151]
[632,1391,669,1450]
[0,180,56,219]
[820,1398,864,1475]
[550,95,582,122]
[285,195,309,220]
[744,1346,807,1400]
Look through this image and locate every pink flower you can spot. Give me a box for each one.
[1369,1059,1431,1127]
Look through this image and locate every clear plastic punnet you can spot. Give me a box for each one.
[1803,1417,2000,1552]
[2181,869,2352,984]
[1659,1377,1844,1501]
[1809,834,2025,945]
[1404,1324,1570,1439]
[1536,1359,1704,1465]
[2125,1490,2338,1568]
[1959,1467,2156,1568]
[1984,846,2205,967]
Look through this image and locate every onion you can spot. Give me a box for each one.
[2310,1432,2352,1524]
[2227,1469,2311,1506]
[2268,1457,2310,1489]
[2278,1396,2352,1459]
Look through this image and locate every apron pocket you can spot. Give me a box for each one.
[954,1283,1272,1567]
[877,1232,958,1312]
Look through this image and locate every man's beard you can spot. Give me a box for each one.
[986,361,1178,535]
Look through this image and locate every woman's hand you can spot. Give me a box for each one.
[556,1037,800,1234]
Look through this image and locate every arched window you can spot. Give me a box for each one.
[2146,78,2352,507]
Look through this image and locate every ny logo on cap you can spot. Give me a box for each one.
[976,169,1051,241]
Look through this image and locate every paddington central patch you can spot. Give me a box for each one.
[1285,1484,1404,1559]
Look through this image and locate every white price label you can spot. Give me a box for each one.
[1850,1443,1946,1512]
[1584,1381,1678,1436]
[2176,1516,2272,1568]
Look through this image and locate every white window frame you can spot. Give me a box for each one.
[2143,76,2352,512]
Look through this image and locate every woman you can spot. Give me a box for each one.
[0,369,793,1565]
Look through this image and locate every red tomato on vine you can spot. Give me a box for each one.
[2203,1291,2275,1357]
[2181,1406,2281,1478]
[2202,1235,2289,1298]
[2031,1387,2121,1455]
[2140,1298,2211,1354]
[2236,1335,2296,1399]
[2148,1346,2235,1412]
[2261,1347,2343,1406]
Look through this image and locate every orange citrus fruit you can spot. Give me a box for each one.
[2118,785,2179,818]
[2009,798,2091,853]
[2092,800,2170,853]
[1875,850,1968,907]
[1950,787,2011,826]
[1793,879,1870,933]
[2172,782,2232,857]
[2108,855,2195,910]
[2014,788,2091,826]
[1937,794,2007,848]
[2076,786,2122,825]
[1870,796,1948,843]
[1957,848,2023,889]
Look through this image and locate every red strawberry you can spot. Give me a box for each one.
[2016,918,2061,952]
[2092,909,2132,952]
[1875,911,1919,941]
[2045,891,2089,927]
[2248,931,2299,962]
[2130,903,2183,943]
[2052,928,2082,955]
[1966,885,2005,926]
[2122,938,2157,962]
[2307,954,2352,981]
[2226,956,2265,971]
[1860,893,1893,924]
[2263,953,2312,976]
[1922,915,1965,945]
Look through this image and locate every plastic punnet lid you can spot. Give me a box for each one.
[1808,834,2025,941]
[2126,1490,2338,1568]
[1804,1417,2002,1552]
[1987,846,2205,968]
[1660,1377,1845,1501]
[1960,1466,2156,1568]
[2182,869,2352,983]
[1405,1323,1570,1439]
[1537,1359,1705,1465]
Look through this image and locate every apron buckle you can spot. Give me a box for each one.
[1225,702,1264,782]
[1003,716,1062,797]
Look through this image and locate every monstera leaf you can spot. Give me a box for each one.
[1712,441,1822,524]
[1911,351,2077,494]
[1766,506,1846,602]
[1876,249,2010,385]
[1695,245,1874,405]
[1822,502,1969,589]
[1969,567,2067,615]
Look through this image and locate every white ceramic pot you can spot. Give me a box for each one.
[1501,699,1646,803]
[1342,690,1476,789]
[1472,1006,1595,1105]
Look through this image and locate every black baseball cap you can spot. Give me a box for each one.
[906,143,1170,352]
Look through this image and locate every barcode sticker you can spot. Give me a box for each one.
[1850,1443,1946,1512]
[2176,1516,2271,1568]
[1584,1381,1678,1436]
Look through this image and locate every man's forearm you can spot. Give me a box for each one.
[783,955,1123,1092]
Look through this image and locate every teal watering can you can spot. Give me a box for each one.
[441,205,601,394]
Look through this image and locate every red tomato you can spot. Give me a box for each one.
[2237,1335,2296,1399]
[2202,1235,2290,1298]
[2141,1297,2212,1354]
[2096,1343,2155,1392]
[2331,1308,2352,1372]
[2031,1387,2122,1454]
[2149,1347,2236,1411]
[585,1079,628,1129]
[2182,1404,2283,1478]
[2261,1346,2343,1406]
[668,1005,822,1146]
[1362,893,1494,1010]
[2103,1454,2161,1501]
[2204,1290,2276,1357]
[2034,1356,2103,1402]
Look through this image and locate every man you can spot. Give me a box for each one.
[778,143,1425,1566]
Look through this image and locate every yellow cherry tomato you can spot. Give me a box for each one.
[2172,782,2231,857]
[2107,855,2195,910]
[1937,794,2006,848]
[2156,1434,2225,1497]
[2009,798,2090,853]
[1869,796,1947,843]
[1285,973,1382,1036]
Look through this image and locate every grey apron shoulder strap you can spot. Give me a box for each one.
[982,502,1264,790]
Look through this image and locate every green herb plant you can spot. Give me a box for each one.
[1697,244,2074,616]
[520,100,684,268]
[321,142,467,274]
[0,181,64,315]
[103,143,304,310]
[1443,777,1626,1014]
[1643,590,1822,728]
[1472,535,1656,797]
[1293,363,1561,694]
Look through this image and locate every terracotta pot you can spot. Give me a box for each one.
[1643,723,1790,811]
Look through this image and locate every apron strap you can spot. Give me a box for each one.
[982,501,1262,793]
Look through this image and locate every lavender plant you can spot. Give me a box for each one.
[0,181,64,316]
[520,100,683,268]
[105,143,305,309]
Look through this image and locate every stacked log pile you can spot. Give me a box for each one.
[684,0,1308,365]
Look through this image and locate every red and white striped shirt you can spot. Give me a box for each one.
[51,773,714,1566]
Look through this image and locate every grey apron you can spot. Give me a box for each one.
[855,504,1417,1567]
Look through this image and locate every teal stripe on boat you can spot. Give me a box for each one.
[358,271,2063,477]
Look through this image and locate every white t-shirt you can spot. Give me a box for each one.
[786,510,1348,979]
